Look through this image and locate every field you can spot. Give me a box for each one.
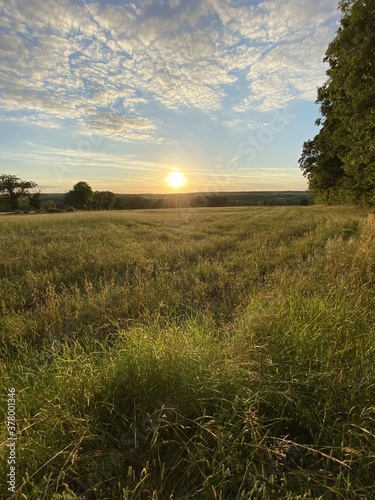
[1,206,375,499]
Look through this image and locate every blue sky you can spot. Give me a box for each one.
[0,0,341,193]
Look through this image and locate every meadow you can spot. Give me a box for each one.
[1,206,374,499]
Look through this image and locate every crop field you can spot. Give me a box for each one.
[1,206,375,499]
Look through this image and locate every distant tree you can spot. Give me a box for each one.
[92,191,116,210]
[42,200,58,213]
[0,174,38,210]
[191,195,209,207]
[128,196,154,209]
[191,195,228,208]
[64,181,94,210]
[113,196,129,210]
[29,191,42,210]
[208,195,228,207]
[299,197,310,206]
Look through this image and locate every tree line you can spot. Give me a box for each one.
[63,182,229,210]
[0,176,229,212]
[299,0,375,205]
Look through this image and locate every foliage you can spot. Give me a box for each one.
[299,0,375,204]
[1,207,374,498]
[64,181,94,210]
[29,191,311,211]
[92,190,116,210]
[0,174,38,210]
[41,199,58,212]
[191,194,229,207]
[29,191,42,210]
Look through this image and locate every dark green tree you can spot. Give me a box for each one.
[113,196,129,210]
[29,191,42,210]
[64,181,94,210]
[92,191,116,210]
[299,0,375,204]
[0,174,38,210]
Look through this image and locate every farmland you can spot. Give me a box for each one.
[1,206,375,499]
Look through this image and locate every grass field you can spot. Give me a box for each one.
[1,206,375,499]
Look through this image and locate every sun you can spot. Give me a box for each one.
[166,171,186,189]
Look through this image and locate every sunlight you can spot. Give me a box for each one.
[166,171,186,189]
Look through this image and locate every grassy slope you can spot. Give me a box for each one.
[1,206,374,499]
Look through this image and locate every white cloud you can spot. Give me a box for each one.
[226,2,340,111]
[0,114,61,128]
[0,142,166,174]
[89,112,157,141]
[0,0,340,137]
[224,118,270,129]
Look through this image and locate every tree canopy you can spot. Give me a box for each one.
[299,0,375,204]
[92,191,116,210]
[0,174,38,210]
[64,182,117,210]
[64,181,94,210]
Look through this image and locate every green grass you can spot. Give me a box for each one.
[1,206,375,499]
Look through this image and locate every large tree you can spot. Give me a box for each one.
[299,0,375,204]
[64,181,94,210]
[0,174,38,210]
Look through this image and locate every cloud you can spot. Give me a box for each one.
[88,111,157,141]
[0,142,167,176]
[223,118,270,129]
[0,0,340,139]
[0,114,61,128]
[220,0,340,111]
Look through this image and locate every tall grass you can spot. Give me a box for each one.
[1,207,374,498]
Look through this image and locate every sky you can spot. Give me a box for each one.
[0,0,341,194]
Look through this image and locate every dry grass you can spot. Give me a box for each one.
[1,207,374,498]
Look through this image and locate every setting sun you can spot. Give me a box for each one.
[166,171,186,189]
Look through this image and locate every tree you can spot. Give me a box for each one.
[299,0,375,204]
[64,181,94,210]
[29,191,42,210]
[92,191,116,210]
[113,196,129,210]
[0,174,38,210]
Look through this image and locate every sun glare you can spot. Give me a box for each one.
[166,171,186,189]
